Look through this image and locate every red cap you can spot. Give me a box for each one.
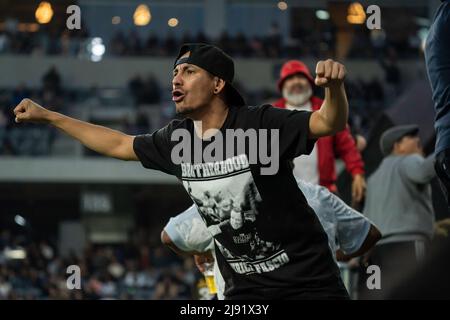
[277,60,314,92]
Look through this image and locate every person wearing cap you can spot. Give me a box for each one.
[425,0,450,209]
[13,43,351,299]
[273,60,366,204]
[362,124,436,298]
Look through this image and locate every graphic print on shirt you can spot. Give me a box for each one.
[181,154,289,275]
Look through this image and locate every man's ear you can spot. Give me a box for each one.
[214,77,226,94]
[392,140,403,153]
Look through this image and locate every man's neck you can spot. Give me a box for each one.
[391,150,422,157]
[192,100,229,139]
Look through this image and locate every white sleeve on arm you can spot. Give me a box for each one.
[329,189,372,255]
[297,179,373,255]
[163,204,214,253]
[296,179,338,252]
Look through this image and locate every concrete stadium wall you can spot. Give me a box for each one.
[0,157,177,184]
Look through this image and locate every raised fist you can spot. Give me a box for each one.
[13,98,51,124]
[315,59,346,88]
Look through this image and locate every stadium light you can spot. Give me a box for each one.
[112,16,121,25]
[14,214,26,226]
[134,4,151,26]
[88,37,106,62]
[277,2,288,11]
[316,10,330,20]
[35,1,54,24]
[418,27,429,52]
[347,2,366,24]
[4,248,27,260]
[168,18,179,28]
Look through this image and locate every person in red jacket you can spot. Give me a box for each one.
[273,60,366,203]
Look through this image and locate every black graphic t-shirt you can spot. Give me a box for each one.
[133,104,348,299]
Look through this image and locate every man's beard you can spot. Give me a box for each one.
[176,104,196,116]
[282,87,312,107]
[176,102,210,118]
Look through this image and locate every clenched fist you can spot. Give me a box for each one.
[13,98,52,124]
[315,59,346,88]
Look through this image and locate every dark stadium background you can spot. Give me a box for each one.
[0,0,448,300]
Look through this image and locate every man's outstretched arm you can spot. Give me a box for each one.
[336,224,381,262]
[309,59,349,138]
[13,98,138,161]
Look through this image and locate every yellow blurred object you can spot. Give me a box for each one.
[347,2,366,24]
[134,4,151,26]
[35,1,54,24]
[204,274,217,294]
[202,262,217,294]
[435,218,450,238]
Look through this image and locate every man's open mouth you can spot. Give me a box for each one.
[172,90,185,102]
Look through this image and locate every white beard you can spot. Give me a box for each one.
[282,87,312,107]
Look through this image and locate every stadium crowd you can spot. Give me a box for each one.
[0,21,422,60]
[0,229,200,300]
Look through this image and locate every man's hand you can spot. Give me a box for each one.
[352,173,366,203]
[315,59,346,88]
[194,252,214,273]
[13,98,53,124]
[309,59,349,138]
[13,97,137,160]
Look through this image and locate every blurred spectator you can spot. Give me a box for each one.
[145,33,159,55]
[127,30,142,56]
[164,32,177,56]
[142,74,161,104]
[0,32,10,53]
[234,32,251,57]
[110,31,127,56]
[218,31,232,54]
[273,60,366,203]
[128,74,145,106]
[362,125,436,299]
[42,66,61,95]
[380,48,402,101]
[266,22,282,57]
[370,29,387,58]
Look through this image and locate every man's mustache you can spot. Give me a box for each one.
[287,85,308,93]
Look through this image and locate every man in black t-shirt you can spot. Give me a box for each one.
[13,43,350,299]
